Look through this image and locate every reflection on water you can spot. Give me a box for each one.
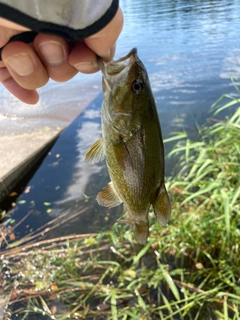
[6,95,123,241]
[0,76,102,135]
[118,0,240,114]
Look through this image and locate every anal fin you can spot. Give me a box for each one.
[152,184,171,226]
[84,138,105,163]
[96,182,122,208]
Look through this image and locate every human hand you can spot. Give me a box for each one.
[0,7,123,104]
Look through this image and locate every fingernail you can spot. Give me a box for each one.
[95,45,116,63]
[6,53,34,76]
[38,41,66,65]
[74,62,98,73]
[102,45,116,62]
[103,49,112,61]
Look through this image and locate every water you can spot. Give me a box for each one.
[0,1,240,316]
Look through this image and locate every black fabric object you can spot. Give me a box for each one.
[0,31,38,60]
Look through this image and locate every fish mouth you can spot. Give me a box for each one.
[98,48,138,91]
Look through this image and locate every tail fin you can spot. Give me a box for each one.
[133,221,149,245]
[120,213,149,245]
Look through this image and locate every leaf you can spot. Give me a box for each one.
[35,281,45,291]
[18,200,26,204]
[159,264,180,301]
[43,202,51,206]
[220,189,230,239]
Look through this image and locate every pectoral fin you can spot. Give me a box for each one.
[96,182,122,208]
[84,138,105,163]
[152,184,171,226]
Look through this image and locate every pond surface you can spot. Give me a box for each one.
[1,0,240,249]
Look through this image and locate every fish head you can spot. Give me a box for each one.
[98,48,153,115]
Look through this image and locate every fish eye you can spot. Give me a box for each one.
[131,79,143,95]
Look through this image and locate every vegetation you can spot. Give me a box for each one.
[0,85,239,319]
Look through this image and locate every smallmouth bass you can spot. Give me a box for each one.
[85,48,171,244]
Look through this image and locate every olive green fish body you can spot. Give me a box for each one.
[85,48,171,244]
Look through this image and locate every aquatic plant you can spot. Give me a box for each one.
[0,86,239,319]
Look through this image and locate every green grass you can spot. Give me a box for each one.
[0,85,239,319]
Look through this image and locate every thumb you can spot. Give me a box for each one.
[83,7,123,61]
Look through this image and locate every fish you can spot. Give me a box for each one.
[84,48,171,244]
